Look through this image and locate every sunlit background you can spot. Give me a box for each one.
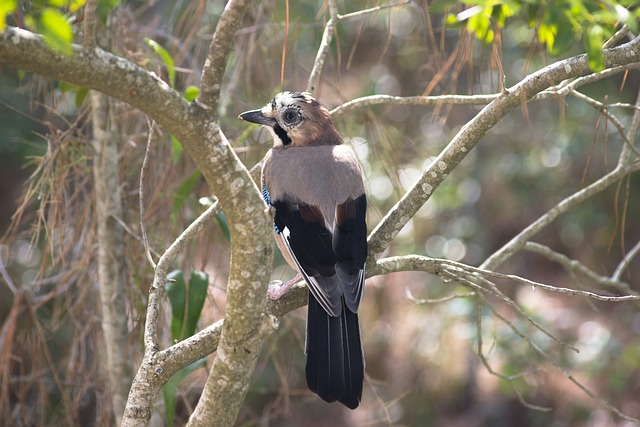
[1,1,639,426]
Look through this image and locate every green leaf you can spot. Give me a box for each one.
[98,0,120,23]
[614,4,637,33]
[468,12,494,44]
[215,211,231,242]
[145,37,176,88]
[59,81,74,92]
[165,270,187,341]
[526,3,540,29]
[445,13,462,27]
[165,270,209,342]
[162,358,206,427]
[39,8,73,56]
[70,0,87,13]
[492,4,514,28]
[59,82,89,107]
[171,169,202,221]
[74,86,89,107]
[185,271,208,337]
[537,23,556,51]
[585,25,605,71]
[169,135,183,165]
[0,0,18,31]
[549,18,575,55]
[184,85,199,102]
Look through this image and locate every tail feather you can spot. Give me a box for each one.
[305,293,364,409]
[340,304,364,408]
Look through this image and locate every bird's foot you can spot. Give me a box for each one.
[267,274,302,300]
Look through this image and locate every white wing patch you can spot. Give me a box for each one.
[279,227,342,317]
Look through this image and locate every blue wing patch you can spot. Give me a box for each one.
[262,185,281,234]
[262,185,271,205]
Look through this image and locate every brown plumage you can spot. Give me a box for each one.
[239,91,367,409]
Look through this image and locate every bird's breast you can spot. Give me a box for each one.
[263,145,365,225]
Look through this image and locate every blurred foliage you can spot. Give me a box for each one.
[165,269,209,342]
[145,37,176,87]
[0,0,639,426]
[163,269,208,426]
[443,0,639,70]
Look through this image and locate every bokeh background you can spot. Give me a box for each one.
[1,1,639,426]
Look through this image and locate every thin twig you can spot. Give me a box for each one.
[143,199,221,353]
[330,93,498,117]
[481,161,640,270]
[605,102,640,109]
[613,239,640,281]
[568,90,640,158]
[550,63,640,96]
[405,288,475,304]
[0,251,17,294]
[442,259,640,302]
[603,24,632,49]
[336,0,411,21]
[306,0,338,94]
[140,118,158,269]
[442,269,580,353]
[331,63,640,119]
[474,299,542,382]
[366,36,640,259]
[374,255,638,302]
[110,213,162,260]
[523,242,633,293]
[483,298,640,424]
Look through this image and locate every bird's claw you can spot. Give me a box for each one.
[267,280,288,300]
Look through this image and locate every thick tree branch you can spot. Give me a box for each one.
[83,0,98,48]
[0,25,274,426]
[0,27,194,144]
[191,1,280,424]
[199,0,252,109]
[366,35,640,260]
[482,82,640,271]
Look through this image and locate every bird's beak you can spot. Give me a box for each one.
[238,109,276,126]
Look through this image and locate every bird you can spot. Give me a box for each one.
[239,91,367,409]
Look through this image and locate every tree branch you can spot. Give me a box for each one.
[366,35,640,260]
[0,25,275,426]
[482,77,640,271]
[480,161,640,270]
[306,0,338,94]
[331,93,499,117]
[89,91,132,424]
[523,242,633,293]
[613,239,640,281]
[199,0,252,109]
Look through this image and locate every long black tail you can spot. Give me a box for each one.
[305,293,364,409]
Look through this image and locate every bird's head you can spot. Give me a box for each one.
[239,91,341,147]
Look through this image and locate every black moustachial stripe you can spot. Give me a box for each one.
[273,124,291,146]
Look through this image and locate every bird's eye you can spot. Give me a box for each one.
[283,108,300,124]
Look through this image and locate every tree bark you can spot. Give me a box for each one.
[90,91,132,424]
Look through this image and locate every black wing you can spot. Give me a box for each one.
[272,194,367,408]
[272,194,367,316]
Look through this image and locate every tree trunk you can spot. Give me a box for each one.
[90,91,132,425]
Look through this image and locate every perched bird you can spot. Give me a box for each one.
[239,91,367,409]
